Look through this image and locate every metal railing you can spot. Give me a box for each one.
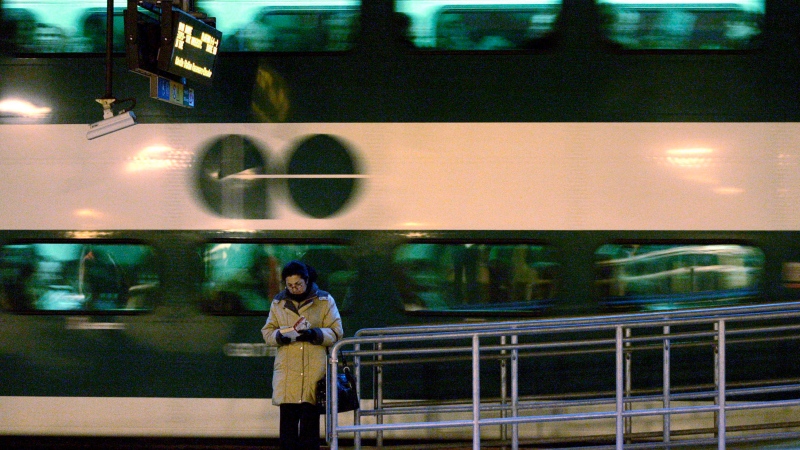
[324,302,800,449]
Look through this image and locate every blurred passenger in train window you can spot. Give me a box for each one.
[475,35,514,50]
[79,247,127,310]
[488,246,513,302]
[2,8,38,52]
[724,11,760,49]
[436,13,474,49]
[0,7,9,52]
[455,245,493,305]
[33,24,66,53]
[224,20,275,51]
[604,8,642,49]
[521,10,560,49]
[392,12,416,49]
[253,247,281,301]
[0,260,36,311]
[261,261,343,450]
[242,21,276,51]
[654,10,696,49]
[325,12,358,50]
[78,13,108,53]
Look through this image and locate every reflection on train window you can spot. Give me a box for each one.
[395,0,562,50]
[0,1,360,54]
[77,9,126,53]
[393,243,559,313]
[597,0,764,50]
[0,243,158,312]
[197,1,360,52]
[594,244,764,311]
[0,2,126,53]
[202,243,354,313]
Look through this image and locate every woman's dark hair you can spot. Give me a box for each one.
[281,260,317,284]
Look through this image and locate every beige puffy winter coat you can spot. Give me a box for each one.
[261,287,343,406]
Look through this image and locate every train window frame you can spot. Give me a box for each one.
[593,241,765,312]
[0,241,160,315]
[200,241,355,316]
[596,0,765,52]
[392,241,560,317]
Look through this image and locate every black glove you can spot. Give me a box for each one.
[276,331,291,345]
[295,328,321,343]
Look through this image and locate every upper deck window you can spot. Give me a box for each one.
[0,1,360,54]
[0,243,158,313]
[597,0,764,50]
[199,0,360,52]
[396,1,562,50]
[1,1,127,53]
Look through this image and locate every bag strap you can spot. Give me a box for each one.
[326,346,352,373]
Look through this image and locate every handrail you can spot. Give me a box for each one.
[326,301,800,449]
[354,301,800,337]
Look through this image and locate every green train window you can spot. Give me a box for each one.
[1,1,127,53]
[393,243,559,314]
[202,243,354,313]
[594,243,764,311]
[195,0,360,52]
[597,0,764,50]
[0,1,360,53]
[395,1,562,50]
[0,243,158,313]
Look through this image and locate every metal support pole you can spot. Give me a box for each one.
[624,327,632,441]
[330,350,339,450]
[663,325,671,446]
[500,335,508,441]
[713,321,719,438]
[511,333,519,450]
[473,334,481,450]
[616,326,624,450]
[354,343,362,449]
[717,320,726,450]
[376,342,384,448]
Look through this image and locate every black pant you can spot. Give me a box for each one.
[279,402,321,450]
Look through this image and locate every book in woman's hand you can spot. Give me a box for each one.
[279,316,309,340]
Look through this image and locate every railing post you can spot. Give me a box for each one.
[616,325,624,450]
[500,335,508,441]
[663,325,671,445]
[473,334,481,450]
[713,321,719,440]
[354,343,362,450]
[376,341,383,448]
[717,320,726,450]
[330,350,339,450]
[511,333,519,450]
[624,327,632,442]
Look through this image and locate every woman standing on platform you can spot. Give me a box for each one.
[262,261,343,450]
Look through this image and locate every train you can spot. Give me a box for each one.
[2,0,800,442]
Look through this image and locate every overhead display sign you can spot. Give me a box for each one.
[125,0,221,86]
[159,8,221,85]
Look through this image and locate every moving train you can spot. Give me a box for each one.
[1,122,800,438]
[2,0,800,442]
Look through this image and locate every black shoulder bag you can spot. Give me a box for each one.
[316,350,360,415]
